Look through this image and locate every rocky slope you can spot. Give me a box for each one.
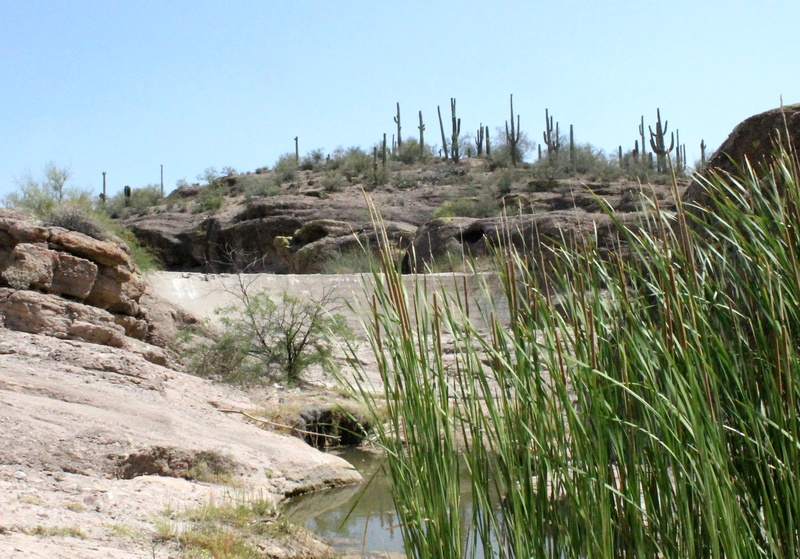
[0,212,360,557]
[122,159,688,275]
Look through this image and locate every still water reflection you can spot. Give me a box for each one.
[283,448,405,557]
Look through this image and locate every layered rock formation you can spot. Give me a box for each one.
[0,210,181,361]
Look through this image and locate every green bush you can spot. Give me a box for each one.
[273,153,298,184]
[433,195,500,219]
[299,148,325,171]
[321,171,348,193]
[104,184,164,218]
[329,147,371,182]
[4,162,93,219]
[396,137,434,165]
[319,247,378,274]
[45,203,110,241]
[190,287,351,385]
[116,229,160,272]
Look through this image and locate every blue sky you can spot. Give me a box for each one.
[1,0,798,200]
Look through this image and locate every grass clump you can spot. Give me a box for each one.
[153,492,317,559]
[25,524,87,538]
[351,141,800,558]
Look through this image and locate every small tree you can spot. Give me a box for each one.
[192,263,351,385]
[4,161,86,218]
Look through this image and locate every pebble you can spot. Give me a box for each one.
[13,471,26,481]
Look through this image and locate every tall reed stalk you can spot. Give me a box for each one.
[350,141,800,558]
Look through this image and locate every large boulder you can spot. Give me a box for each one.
[684,104,800,208]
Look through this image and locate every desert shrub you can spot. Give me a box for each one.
[396,137,434,165]
[45,203,110,240]
[197,167,220,186]
[433,195,500,219]
[190,285,351,385]
[236,174,280,198]
[488,129,535,168]
[193,190,225,214]
[273,153,298,184]
[115,229,160,272]
[299,148,325,171]
[104,184,164,218]
[329,147,371,182]
[321,172,348,193]
[319,247,378,274]
[493,168,517,196]
[4,162,93,219]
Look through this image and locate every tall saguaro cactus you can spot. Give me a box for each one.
[505,94,521,166]
[485,126,491,156]
[543,108,560,160]
[418,111,426,159]
[649,108,674,173]
[394,103,402,151]
[437,105,449,160]
[476,124,485,156]
[450,98,462,163]
[700,139,707,167]
[639,116,648,159]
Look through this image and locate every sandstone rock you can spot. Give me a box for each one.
[85,264,146,315]
[124,212,204,269]
[0,288,127,347]
[113,314,149,340]
[137,291,201,350]
[49,227,132,268]
[277,219,415,274]
[1,242,58,290]
[0,214,49,244]
[684,104,800,208]
[51,252,98,300]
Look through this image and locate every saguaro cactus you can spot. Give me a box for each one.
[450,98,462,163]
[649,108,674,173]
[437,105,449,160]
[485,126,491,156]
[123,185,131,207]
[700,139,707,167]
[505,94,521,166]
[394,103,402,151]
[569,124,575,167]
[639,116,648,158]
[476,124,485,156]
[418,111,426,159]
[543,108,560,161]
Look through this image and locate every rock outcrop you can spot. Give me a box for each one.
[402,211,651,272]
[0,210,190,361]
[684,104,800,208]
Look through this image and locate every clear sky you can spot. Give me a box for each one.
[1,0,798,200]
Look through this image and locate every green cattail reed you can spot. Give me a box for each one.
[348,139,800,558]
